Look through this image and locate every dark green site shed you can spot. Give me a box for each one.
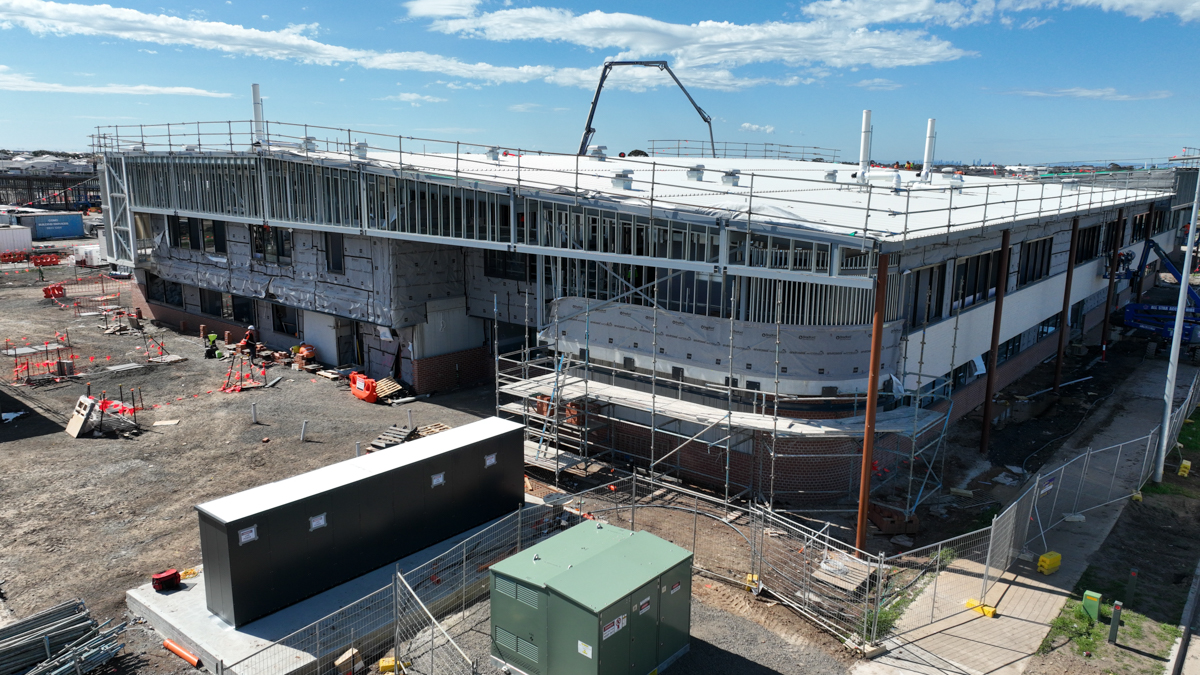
[489,521,692,675]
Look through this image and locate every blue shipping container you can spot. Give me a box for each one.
[21,213,85,239]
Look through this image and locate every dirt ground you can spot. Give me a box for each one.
[0,264,490,625]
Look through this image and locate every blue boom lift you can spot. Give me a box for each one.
[1112,238,1200,341]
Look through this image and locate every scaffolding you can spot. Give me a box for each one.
[495,292,952,516]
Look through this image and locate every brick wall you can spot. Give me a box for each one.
[411,345,493,394]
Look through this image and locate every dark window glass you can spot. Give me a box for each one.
[188,218,202,250]
[1075,225,1101,264]
[484,250,533,282]
[231,296,255,324]
[910,263,946,327]
[326,232,345,273]
[272,304,300,337]
[199,288,224,317]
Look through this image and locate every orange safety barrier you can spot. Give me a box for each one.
[42,284,65,298]
[349,372,378,403]
[163,640,200,667]
[31,254,60,267]
[1,251,29,263]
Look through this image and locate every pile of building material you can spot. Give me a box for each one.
[367,422,451,452]
[0,599,125,675]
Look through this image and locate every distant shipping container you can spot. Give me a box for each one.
[18,213,85,239]
[0,225,33,253]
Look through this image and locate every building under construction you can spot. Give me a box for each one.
[94,96,1195,513]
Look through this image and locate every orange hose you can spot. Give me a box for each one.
[163,640,200,667]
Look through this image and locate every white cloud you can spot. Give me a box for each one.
[1020,16,1051,28]
[801,0,1200,26]
[431,8,970,71]
[508,102,540,112]
[1010,86,1172,101]
[0,64,231,96]
[851,77,902,90]
[260,14,267,19]
[404,0,479,18]
[739,123,775,134]
[377,91,447,106]
[138,48,156,53]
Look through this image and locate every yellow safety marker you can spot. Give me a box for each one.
[744,573,759,592]
[1132,491,1143,502]
[966,598,997,617]
[1180,460,1192,478]
[180,568,200,580]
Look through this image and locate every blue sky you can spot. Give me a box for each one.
[0,0,1196,163]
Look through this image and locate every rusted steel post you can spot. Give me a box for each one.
[1101,208,1126,362]
[856,253,889,554]
[979,229,1012,456]
[1054,217,1081,393]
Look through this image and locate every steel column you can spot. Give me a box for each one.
[1054,217,1081,393]
[855,253,888,554]
[1101,208,1126,362]
[980,229,1012,455]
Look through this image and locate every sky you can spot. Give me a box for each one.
[0,0,1197,164]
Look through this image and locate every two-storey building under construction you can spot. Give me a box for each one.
[95,106,1196,514]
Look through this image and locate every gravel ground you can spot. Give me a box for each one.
[436,581,850,675]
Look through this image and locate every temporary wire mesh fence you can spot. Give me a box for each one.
[876,369,1200,641]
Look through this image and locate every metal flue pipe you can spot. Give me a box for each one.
[251,83,265,145]
[1157,176,1200,482]
[859,110,872,183]
[920,119,936,181]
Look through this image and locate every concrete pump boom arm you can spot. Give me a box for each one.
[577,60,716,158]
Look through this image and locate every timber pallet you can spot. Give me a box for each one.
[374,377,404,400]
[368,424,417,451]
[414,422,451,438]
[316,369,342,380]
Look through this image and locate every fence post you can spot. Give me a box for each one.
[516,504,523,553]
[1107,443,1124,502]
[871,552,885,644]
[462,543,468,620]
[930,542,942,623]
[631,473,637,530]
[980,516,997,603]
[1071,447,1092,515]
[692,494,700,557]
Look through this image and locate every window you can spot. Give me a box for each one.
[167,216,198,250]
[251,225,292,264]
[1036,314,1061,341]
[910,263,946,327]
[952,251,1000,309]
[996,334,1022,364]
[326,232,344,273]
[146,273,183,307]
[1018,237,1053,286]
[484,250,534,282]
[199,289,254,323]
[1101,218,1123,255]
[272,304,301,337]
[201,220,227,254]
[1075,225,1101,264]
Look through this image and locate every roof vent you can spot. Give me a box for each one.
[946,174,964,193]
[303,137,318,152]
[721,169,740,187]
[587,145,607,161]
[485,146,501,161]
[354,142,369,160]
[824,169,838,183]
[611,169,634,190]
[686,164,705,181]
[184,144,199,152]
[1062,178,1080,191]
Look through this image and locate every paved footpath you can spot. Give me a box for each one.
[853,358,1195,675]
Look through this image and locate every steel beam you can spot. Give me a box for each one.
[855,253,888,554]
[1054,217,1080,393]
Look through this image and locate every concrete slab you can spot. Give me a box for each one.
[127,496,541,674]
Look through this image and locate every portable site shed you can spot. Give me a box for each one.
[195,417,524,627]
[490,522,692,675]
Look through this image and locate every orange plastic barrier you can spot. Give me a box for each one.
[163,639,200,667]
[42,284,65,298]
[350,372,378,403]
[0,251,29,263]
[32,254,60,267]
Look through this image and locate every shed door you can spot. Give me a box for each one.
[657,561,691,664]
[598,601,630,675]
[628,579,659,675]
